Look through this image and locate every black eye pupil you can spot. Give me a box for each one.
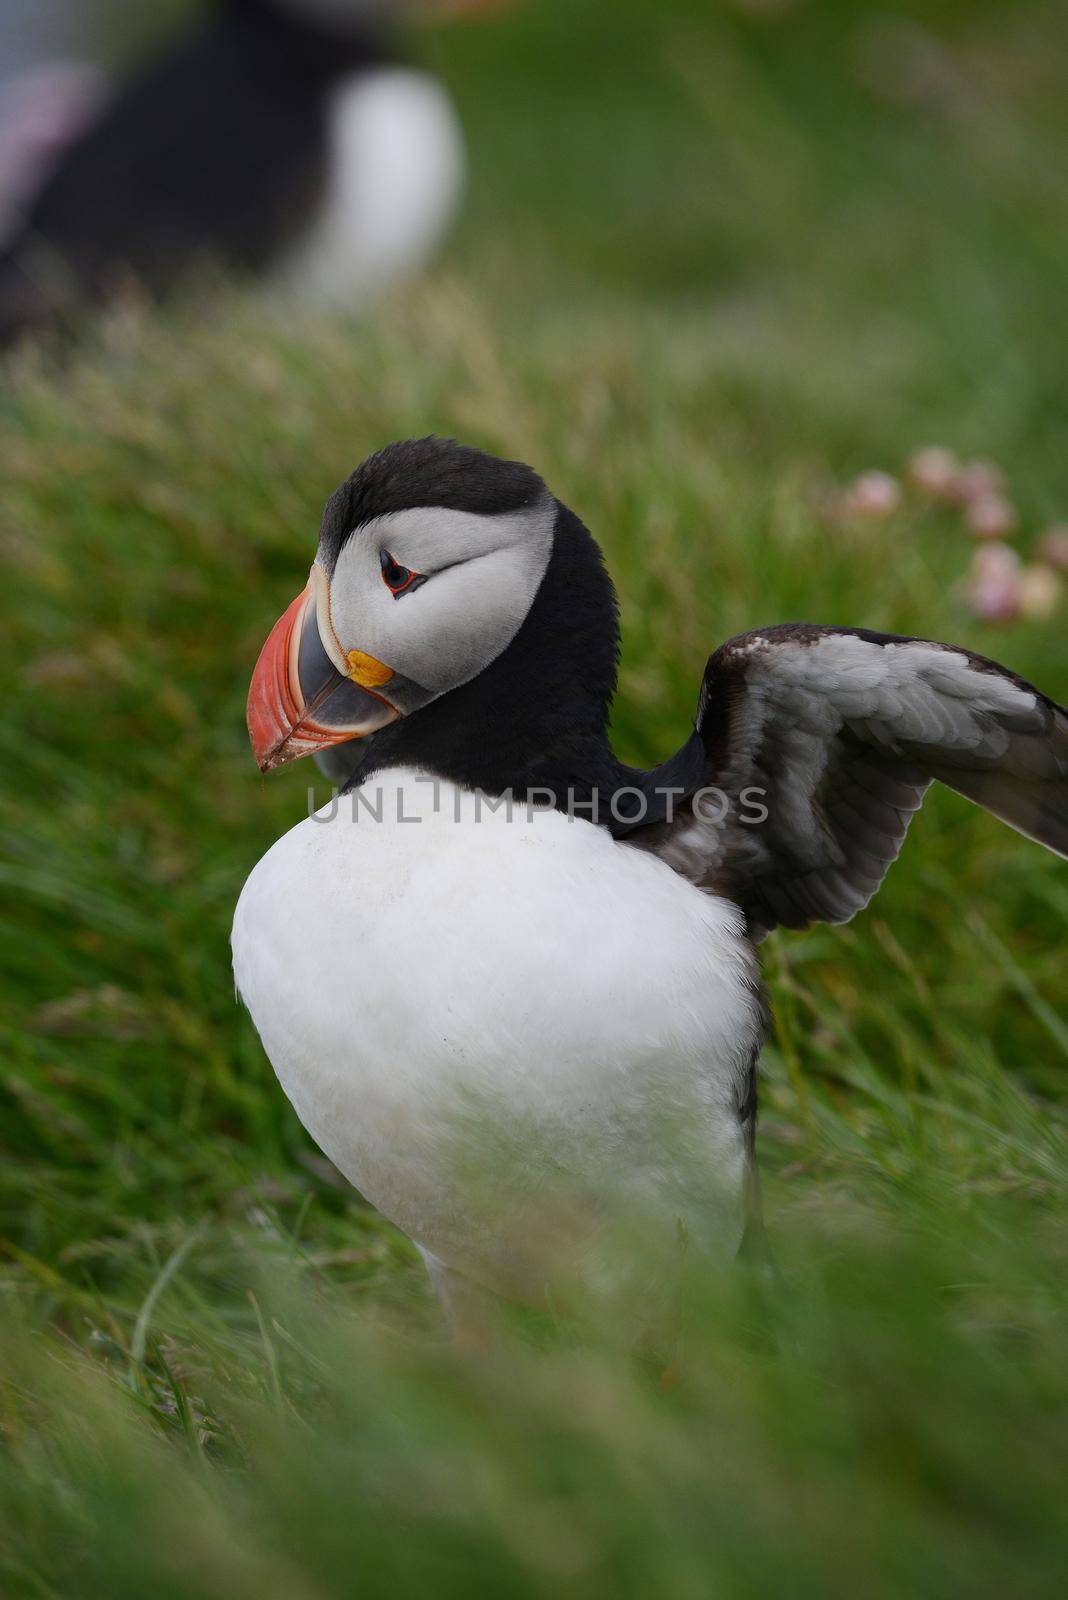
[380,550,411,590]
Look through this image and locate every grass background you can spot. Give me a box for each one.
[2,0,1068,1592]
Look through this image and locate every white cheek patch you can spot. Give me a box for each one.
[356,502,555,574]
[321,499,555,697]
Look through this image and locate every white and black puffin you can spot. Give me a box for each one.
[232,437,1068,1326]
[0,0,464,344]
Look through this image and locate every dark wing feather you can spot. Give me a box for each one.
[636,625,1068,940]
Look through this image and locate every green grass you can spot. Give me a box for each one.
[2,0,1068,1593]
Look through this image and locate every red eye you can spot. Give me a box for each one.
[380,549,425,597]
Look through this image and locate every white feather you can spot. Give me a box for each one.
[232,768,761,1299]
[275,67,465,306]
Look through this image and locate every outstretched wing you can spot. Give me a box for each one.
[635,625,1068,940]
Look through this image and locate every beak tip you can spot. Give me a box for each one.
[249,726,341,773]
[249,728,287,773]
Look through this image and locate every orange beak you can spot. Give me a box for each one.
[246,580,399,772]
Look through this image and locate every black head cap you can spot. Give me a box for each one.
[318,437,550,574]
[226,1,398,71]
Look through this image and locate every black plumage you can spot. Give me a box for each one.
[0,0,396,344]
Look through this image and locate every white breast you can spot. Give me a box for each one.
[274,67,465,307]
[232,769,761,1297]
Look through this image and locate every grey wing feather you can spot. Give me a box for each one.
[638,624,1068,939]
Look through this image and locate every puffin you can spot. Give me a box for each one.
[232,437,1068,1329]
[0,0,464,344]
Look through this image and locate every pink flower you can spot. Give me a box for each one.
[907,446,960,500]
[966,494,1018,540]
[840,470,901,519]
[907,448,1011,516]
[954,458,1006,505]
[967,543,1021,621]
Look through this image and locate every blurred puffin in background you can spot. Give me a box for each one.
[0,1,509,345]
